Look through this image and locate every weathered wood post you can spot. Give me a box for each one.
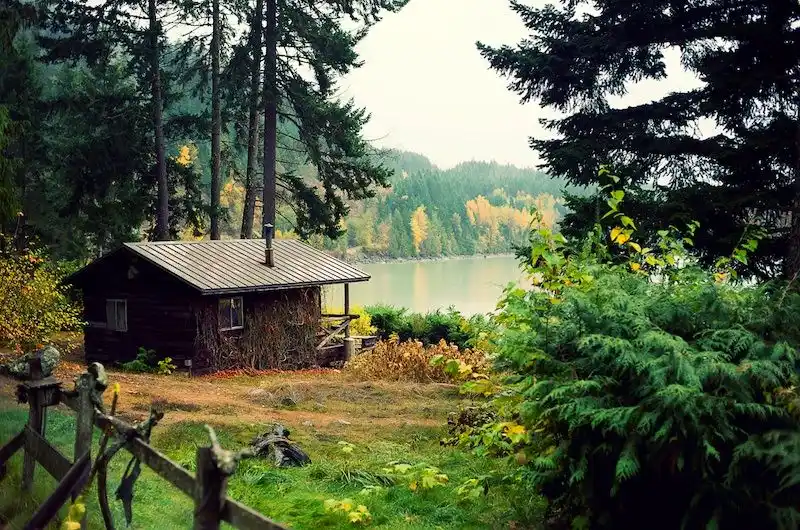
[343,283,351,339]
[21,358,45,491]
[73,371,96,530]
[194,447,228,530]
[343,283,355,360]
[73,372,95,464]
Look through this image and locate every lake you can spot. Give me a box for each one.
[324,255,529,315]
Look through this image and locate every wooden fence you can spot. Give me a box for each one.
[0,359,289,530]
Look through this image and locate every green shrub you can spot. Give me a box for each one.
[365,305,489,350]
[365,305,411,340]
[120,347,176,375]
[0,238,82,351]
[502,269,800,529]
[452,170,800,529]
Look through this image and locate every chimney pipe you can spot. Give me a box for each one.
[264,223,274,267]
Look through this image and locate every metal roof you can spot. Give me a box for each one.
[117,239,369,295]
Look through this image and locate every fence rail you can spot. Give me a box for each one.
[0,358,289,530]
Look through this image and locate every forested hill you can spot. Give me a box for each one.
[282,150,581,261]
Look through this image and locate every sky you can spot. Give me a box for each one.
[340,0,703,170]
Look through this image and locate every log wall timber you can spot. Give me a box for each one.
[74,247,338,373]
[81,253,197,365]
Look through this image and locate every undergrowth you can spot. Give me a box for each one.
[365,306,494,351]
[0,398,535,529]
[448,168,800,530]
[344,336,490,383]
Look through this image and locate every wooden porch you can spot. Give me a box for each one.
[315,283,377,365]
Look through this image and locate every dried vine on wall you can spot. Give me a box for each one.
[195,288,321,372]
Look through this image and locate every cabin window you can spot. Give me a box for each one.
[105,299,128,332]
[219,297,244,331]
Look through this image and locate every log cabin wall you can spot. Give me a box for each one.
[192,287,322,373]
[80,252,199,366]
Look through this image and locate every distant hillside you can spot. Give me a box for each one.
[298,149,582,261]
[210,146,581,261]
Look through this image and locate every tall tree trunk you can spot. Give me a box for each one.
[262,0,277,238]
[209,0,222,239]
[149,0,169,241]
[240,0,264,239]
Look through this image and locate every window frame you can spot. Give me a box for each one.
[218,296,244,331]
[106,299,128,332]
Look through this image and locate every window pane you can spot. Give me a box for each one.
[116,301,127,331]
[106,301,115,329]
[231,297,243,328]
[219,298,232,329]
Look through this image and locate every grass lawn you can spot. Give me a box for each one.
[0,365,541,529]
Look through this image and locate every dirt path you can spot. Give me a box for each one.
[0,361,457,439]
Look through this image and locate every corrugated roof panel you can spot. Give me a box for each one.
[122,238,370,294]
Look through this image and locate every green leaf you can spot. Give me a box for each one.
[614,445,640,482]
[742,239,758,251]
[610,190,624,201]
[620,216,636,229]
[571,516,590,530]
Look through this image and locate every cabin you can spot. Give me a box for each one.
[66,235,370,374]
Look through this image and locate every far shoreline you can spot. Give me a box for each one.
[345,252,517,266]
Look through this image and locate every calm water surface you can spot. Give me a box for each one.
[325,255,529,315]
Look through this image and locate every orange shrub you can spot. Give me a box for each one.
[344,336,490,383]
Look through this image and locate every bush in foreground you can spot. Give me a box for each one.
[505,270,800,529]
[0,238,82,351]
[453,173,800,530]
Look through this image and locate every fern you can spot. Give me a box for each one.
[493,264,800,529]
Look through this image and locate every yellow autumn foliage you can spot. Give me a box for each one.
[0,245,82,351]
[175,144,196,167]
[345,337,489,383]
[323,305,375,335]
[410,205,429,254]
[465,193,557,234]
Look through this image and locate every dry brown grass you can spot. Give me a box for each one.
[0,361,458,446]
[343,338,491,383]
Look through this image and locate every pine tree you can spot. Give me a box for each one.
[479,0,800,278]
[209,0,222,239]
[148,0,169,240]
[240,0,264,239]
[258,0,408,239]
[6,0,205,257]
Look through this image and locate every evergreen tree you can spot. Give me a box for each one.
[239,0,263,239]
[209,0,222,239]
[389,209,411,258]
[259,0,408,239]
[2,0,204,257]
[479,0,800,278]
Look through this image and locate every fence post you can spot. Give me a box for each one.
[73,372,95,463]
[22,359,45,492]
[194,447,227,530]
[73,372,95,530]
